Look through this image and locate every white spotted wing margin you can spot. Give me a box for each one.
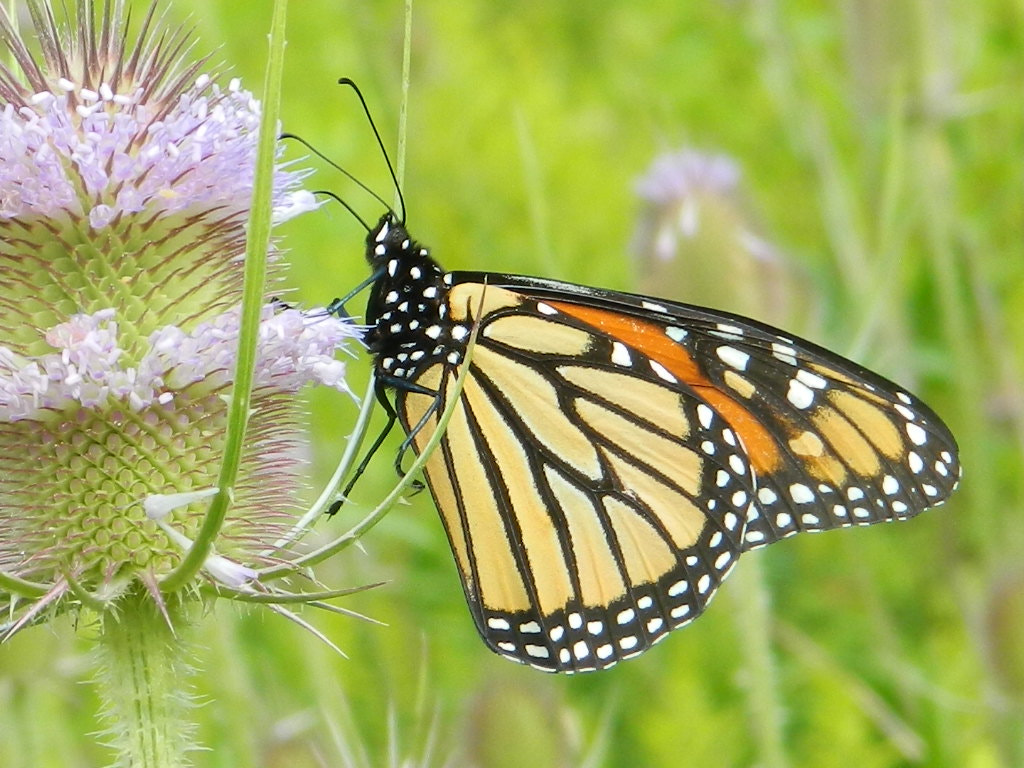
[397,288,757,673]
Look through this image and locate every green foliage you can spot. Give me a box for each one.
[3,0,1022,765]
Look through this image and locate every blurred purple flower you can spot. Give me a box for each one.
[632,148,801,325]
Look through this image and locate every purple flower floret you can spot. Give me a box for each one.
[0,306,358,422]
[634,149,740,207]
[1,74,316,227]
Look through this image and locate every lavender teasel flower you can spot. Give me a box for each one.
[631,148,802,323]
[0,0,360,635]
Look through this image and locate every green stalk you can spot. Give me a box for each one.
[95,591,195,768]
[730,559,789,768]
[395,0,412,199]
[0,571,47,598]
[3,1,15,72]
[161,0,289,592]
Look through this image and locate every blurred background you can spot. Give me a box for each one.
[3,1,1023,765]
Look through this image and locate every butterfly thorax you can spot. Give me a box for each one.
[364,213,467,383]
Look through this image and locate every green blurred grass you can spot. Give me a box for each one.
[4,0,1024,766]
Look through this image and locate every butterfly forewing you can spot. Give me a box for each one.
[463,274,962,550]
[361,214,961,673]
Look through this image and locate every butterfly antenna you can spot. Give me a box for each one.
[337,77,407,224]
[279,132,393,215]
[312,189,370,231]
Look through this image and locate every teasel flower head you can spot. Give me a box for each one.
[631,148,804,325]
[0,0,360,634]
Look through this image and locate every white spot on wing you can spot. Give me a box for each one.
[796,369,827,389]
[894,404,915,421]
[772,342,797,365]
[906,423,927,446]
[716,345,750,371]
[611,342,632,367]
[789,483,815,504]
[787,379,815,409]
[650,360,676,382]
[697,404,714,428]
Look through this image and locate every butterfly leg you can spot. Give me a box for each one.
[392,394,444,487]
[330,377,441,516]
[330,385,402,516]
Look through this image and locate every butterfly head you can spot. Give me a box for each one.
[367,212,418,267]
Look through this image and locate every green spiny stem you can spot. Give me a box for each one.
[96,591,196,768]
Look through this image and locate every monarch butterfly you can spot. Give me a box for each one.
[336,206,961,674]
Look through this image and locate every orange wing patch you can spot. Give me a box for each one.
[547,301,783,475]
